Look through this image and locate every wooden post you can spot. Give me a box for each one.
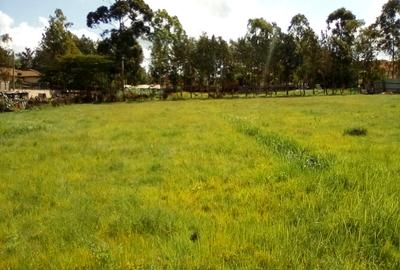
[12,51,15,90]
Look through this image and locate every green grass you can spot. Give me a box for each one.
[1,95,400,269]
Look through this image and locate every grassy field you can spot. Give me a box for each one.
[1,95,400,269]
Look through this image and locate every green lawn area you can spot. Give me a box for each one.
[1,95,400,269]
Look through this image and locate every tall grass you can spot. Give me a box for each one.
[0,95,399,269]
[228,116,331,169]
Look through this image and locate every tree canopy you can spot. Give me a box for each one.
[3,0,400,98]
[376,0,400,78]
[87,0,153,84]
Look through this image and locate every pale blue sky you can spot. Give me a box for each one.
[0,0,388,53]
[0,0,106,29]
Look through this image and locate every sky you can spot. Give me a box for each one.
[0,0,388,59]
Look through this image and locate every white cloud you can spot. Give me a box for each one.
[38,16,49,28]
[9,22,45,52]
[146,0,266,41]
[71,29,100,41]
[145,0,387,41]
[0,11,100,53]
[192,0,231,18]
[0,10,44,52]
[0,10,13,32]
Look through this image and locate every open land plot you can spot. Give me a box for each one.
[1,95,400,269]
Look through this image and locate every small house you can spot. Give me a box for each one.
[0,68,42,90]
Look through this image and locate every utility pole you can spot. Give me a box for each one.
[12,51,15,90]
[121,56,125,100]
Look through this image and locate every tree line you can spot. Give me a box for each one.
[0,0,399,99]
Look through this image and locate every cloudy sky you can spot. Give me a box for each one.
[0,0,388,55]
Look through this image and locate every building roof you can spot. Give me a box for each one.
[0,68,41,78]
[16,69,41,78]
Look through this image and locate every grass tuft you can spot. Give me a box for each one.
[229,116,331,170]
[344,127,368,136]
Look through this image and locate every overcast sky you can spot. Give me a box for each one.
[0,0,388,58]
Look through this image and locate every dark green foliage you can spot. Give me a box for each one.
[190,231,199,242]
[193,34,233,92]
[87,0,153,85]
[355,26,384,88]
[45,54,114,92]
[0,38,13,82]
[34,9,81,71]
[87,0,153,29]
[73,35,97,55]
[150,9,188,90]
[325,8,364,88]
[344,127,368,136]
[0,47,12,67]
[375,0,400,78]
[17,48,35,70]
[288,14,320,88]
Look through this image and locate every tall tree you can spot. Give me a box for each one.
[214,36,233,94]
[35,9,81,71]
[278,33,298,93]
[193,34,214,92]
[0,47,13,86]
[87,0,153,85]
[355,25,382,88]
[150,9,187,90]
[181,37,196,95]
[0,34,13,68]
[192,34,232,95]
[0,34,14,89]
[318,32,334,90]
[288,14,320,88]
[376,0,400,78]
[326,8,364,88]
[231,37,253,88]
[246,18,277,89]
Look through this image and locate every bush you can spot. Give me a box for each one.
[344,127,368,136]
[0,93,16,112]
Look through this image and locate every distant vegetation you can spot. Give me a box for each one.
[0,0,400,100]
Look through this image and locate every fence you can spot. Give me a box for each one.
[373,80,400,94]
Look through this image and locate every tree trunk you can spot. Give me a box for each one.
[392,44,395,79]
[286,82,289,96]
